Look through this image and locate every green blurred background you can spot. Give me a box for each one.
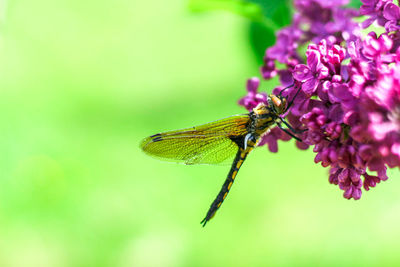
[0,0,400,266]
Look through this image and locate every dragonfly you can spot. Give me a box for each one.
[140,85,304,226]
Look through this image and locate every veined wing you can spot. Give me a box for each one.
[140,114,250,165]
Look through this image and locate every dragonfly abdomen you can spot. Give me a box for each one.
[201,147,250,227]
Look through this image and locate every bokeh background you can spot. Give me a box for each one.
[0,0,400,266]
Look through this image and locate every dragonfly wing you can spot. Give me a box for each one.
[140,115,249,165]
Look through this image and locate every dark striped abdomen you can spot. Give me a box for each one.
[201,148,249,227]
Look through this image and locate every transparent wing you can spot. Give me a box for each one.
[140,115,249,165]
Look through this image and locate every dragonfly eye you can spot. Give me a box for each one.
[268,95,287,114]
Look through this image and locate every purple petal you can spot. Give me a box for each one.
[307,50,322,73]
[302,78,319,95]
[278,69,294,86]
[343,187,353,199]
[328,104,344,123]
[343,110,358,126]
[331,84,353,101]
[352,188,362,200]
[317,64,329,79]
[246,77,260,93]
[391,143,400,157]
[383,3,400,20]
[296,141,309,150]
[385,20,400,32]
[368,157,385,172]
[293,64,313,82]
[378,33,393,51]
[361,16,376,28]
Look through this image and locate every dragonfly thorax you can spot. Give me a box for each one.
[249,102,280,138]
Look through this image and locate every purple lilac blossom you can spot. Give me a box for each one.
[239,0,400,199]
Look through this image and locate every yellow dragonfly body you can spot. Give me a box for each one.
[140,92,301,226]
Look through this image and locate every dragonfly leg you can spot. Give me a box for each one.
[201,148,249,227]
[285,84,303,111]
[276,122,303,142]
[278,83,294,97]
[279,118,308,134]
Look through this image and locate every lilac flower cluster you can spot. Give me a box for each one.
[239,0,400,199]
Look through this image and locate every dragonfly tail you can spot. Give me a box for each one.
[201,148,248,227]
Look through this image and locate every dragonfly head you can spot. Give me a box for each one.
[267,94,287,115]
